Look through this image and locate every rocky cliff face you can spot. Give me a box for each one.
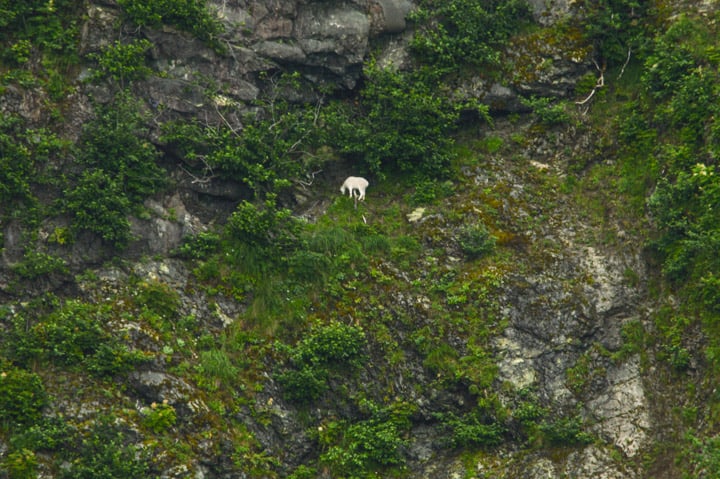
[0,1,682,478]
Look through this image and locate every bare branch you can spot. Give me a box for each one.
[213,102,242,136]
[180,155,217,185]
[295,169,323,190]
[575,60,605,108]
[617,47,632,80]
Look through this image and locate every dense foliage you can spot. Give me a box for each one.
[329,63,488,177]
[576,0,649,65]
[410,0,532,69]
[118,0,223,50]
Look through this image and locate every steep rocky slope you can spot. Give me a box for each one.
[2,1,719,478]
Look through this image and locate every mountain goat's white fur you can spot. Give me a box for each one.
[340,176,369,201]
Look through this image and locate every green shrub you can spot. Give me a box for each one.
[175,231,220,259]
[521,96,572,126]
[293,322,367,369]
[134,280,181,319]
[0,113,41,214]
[275,365,329,403]
[226,197,297,249]
[641,15,710,101]
[407,179,455,206]
[576,0,650,66]
[77,90,165,204]
[7,300,144,377]
[319,400,413,477]
[410,0,532,69]
[458,223,496,259]
[647,164,720,284]
[64,169,133,247]
[328,63,471,177]
[12,251,69,279]
[66,90,165,247]
[59,416,153,479]
[539,414,593,445]
[9,416,73,451]
[118,0,224,50]
[160,74,321,195]
[0,0,81,59]
[288,465,317,479]
[686,432,720,478]
[141,400,177,433]
[1,448,38,479]
[0,364,48,427]
[87,39,154,86]
[275,322,367,403]
[435,403,507,449]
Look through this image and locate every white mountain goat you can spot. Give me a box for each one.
[340,176,369,207]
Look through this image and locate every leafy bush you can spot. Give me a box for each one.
[576,0,650,65]
[10,416,74,451]
[0,0,81,59]
[65,90,165,247]
[329,63,474,177]
[87,39,154,86]
[226,197,296,249]
[292,322,367,369]
[12,251,69,279]
[161,73,321,195]
[0,113,44,215]
[141,400,177,433]
[275,365,329,403]
[6,300,144,376]
[0,363,48,427]
[1,448,38,479]
[77,90,165,204]
[275,322,367,403]
[175,231,220,259]
[288,465,317,479]
[458,223,497,259]
[521,96,571,126]
[539,414,593,445]
[686,432,720,479]
[436,408,506,448]
[134,280,182,319]
[641,15,711,101]
[64,169,133,247]
[647,164,720,284]
[410,0,532,69]
[319,400,413,477]
[118,0,223,50]
[59,416,153,479]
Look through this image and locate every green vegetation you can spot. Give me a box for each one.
[4,298,147,377]
[118,0,223,50]
[87,39,154,86]
[0,0,81,61]
[0,362,48,427]
[410,0,532,70]
[576,0,649,65]
[65,90,165,247]
[329,62,489,177]
[4,0,720,477]
[275,321,367,403]
[318,399,414,478]
[59,416,154,479]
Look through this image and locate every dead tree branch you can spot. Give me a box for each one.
[575,60,605,109]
